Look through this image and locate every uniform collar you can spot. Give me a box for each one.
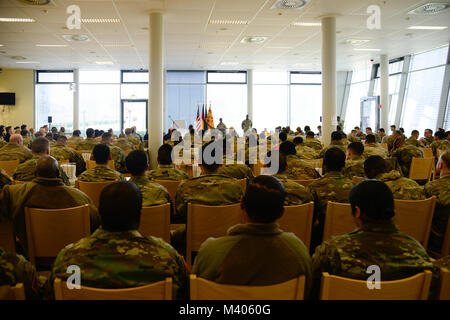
[32,177,65,186]
[158,164,173,169]
[323,171,345,178]
[129,175,148,184]
[228,223,282,236]
[360,220,398,233]
[92,227,143,239]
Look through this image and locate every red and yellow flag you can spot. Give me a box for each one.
[207,104,214,129]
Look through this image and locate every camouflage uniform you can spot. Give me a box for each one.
[0,142,33,163]
[0,171,13,190]
[382,135,396,153]
[406,136,421,148]
[304,138,323,151]
[430,140,450,159]
[106,143,126,172]
[216,122,227,136]
[50,227,188,299]
[217,164,254,180]
[129,175,171,207]
[373,133,381,143]
[78,164,124,182]
[13,155,71,186]
[318,141,347,158]
[424,174,450,252]
[347,135,360,143]
[0,139,7,149]
[391,144,424,177]
[274,174,313,206]
[75,138,98,152]
[363,143,388,158]
[67,136,83,149]
[421,137,434,148]
[356,132,366,140]
[376,170,425,200]
[113,137,135,155]
[22,137,32,149]
[295,145,319,160]
[241,119,252,133]
[311,220,438,299]
[285,154,320,180]
[126,135,144,151]
[343,155,366,178]
[50,143,86,176]
[147,164,189,181]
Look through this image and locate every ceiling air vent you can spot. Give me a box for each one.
[271,0,310,10]
[16,0,51,5]
[408,2,450,14]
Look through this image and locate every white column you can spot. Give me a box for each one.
[380,54,389,130]
[73,68,80,132]
[321,16,337,146]
[247,69,253,128]
[149,12,164,169]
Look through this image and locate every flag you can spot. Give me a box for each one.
[204,105,208,131]
[201,104,205,130]
[207,104,215,129]
[195,105,201,132]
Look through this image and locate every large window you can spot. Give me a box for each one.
[444,88,450,130]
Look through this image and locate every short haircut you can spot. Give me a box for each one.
[440,150,450,168]
[31,137,49,154]
[365,134,376,143]
[279,141,296,156]
[92,144,110,164]
[379,128,385,133]
[201,141,221,172]
[425,129,433,135]
[293,136,303,145]
[20,124,27,130]
[126,150,148,175]
[86,128,94,138]
[304,126,310,132]
[306,131,315,137]
[323,147,346,171]
[73,130,81,137]
[35,155,59,179]
[158,144,173,165]
[350,180,394,222]
[354,126,360,130]
[331,131,342,141]
[411,130,419,135]
[101,132,112,141]
[57,135,68,143]
[243,175,285,223]
[366,127,372,131]
[99,181,142,232]
[279,131,287,142]
[125,128,132,135]
[20,130,29,136]
[348,142,364,155]
[363,155,387,179]
[435,131,446,140]
[390,125,396,129]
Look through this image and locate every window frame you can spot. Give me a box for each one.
[206,70,247,84]
[120,70,149,84]
[35,70,74,84]
[289,71,322,86]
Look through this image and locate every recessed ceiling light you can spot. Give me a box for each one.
[271,0,310,10]
[220,62,240,66]
[96,61,114,65]
[81,18,121,23]
[0,18,36,22]
[408,3,450,15]
[346,39,371,46]
[408,26,448,30]
[291,22,321,27]
[241,36,268,44]
[354,48,381,52]
[16,61,40,64]
[62,34,90,42]
[36,44,68,47]
[0,44,4,47]
[208,19,248,25]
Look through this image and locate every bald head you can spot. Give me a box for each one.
[9,134,23,145]
[35,156,59,178]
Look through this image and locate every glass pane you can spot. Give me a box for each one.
[290,73,322,84]
[373,74,401,95]
[207,72,246,83]
[444,89,450,131]
[35,84,74,132]
[351,65,372,83]
[121,84,148,99]
[375,61,404,77]
[253,85,288,132]
[345,81,369,132]
[79,71,120,83]
[38,72,73,83]
[254,71,288,84]
[290,85,322,132]
[123,101,147,136]
[167,71,206,84]
[122,71,149,83]
[411,46,448,71]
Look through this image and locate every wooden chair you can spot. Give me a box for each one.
[0,160,19,177]
[441,217,450,257]
[393,197,436,247]
[439,268,450,300]
[190,274,305,300]
[79,152,91,162]
[86,160,115,170]
[77,180,117,208]
[277,202,314,249]
[54,277,172,300]
[58,160,69,165]
[0,283,25,300]
[320,270,432,300]
[139,204,171,242]
[25,205,90,265]
[239,178,247,193]
[409,157,434,182]
[186,203,243,266]
[153,179,182,204]
[352,176,366,184]
[0,217,15,252]
[419,148,434,159]
[292,179,319,187]
[322,202,355,241]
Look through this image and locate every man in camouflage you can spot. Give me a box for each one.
[304,131,323,151]
[363,134,388,158]
[383,129,402,153]
[420,128,434,147]
[424,151,450,253]
[430,131,450,159]
[241,115,252,135]
[217,139,255,180]
[390,136,424,177]
[113,133,135,155]
[50,181,187,299]
[147,144,189,181]
[21,129,32,149]
[293,136,319,160]
[0,134,33,163]
[0,170,12,191]
[67,130,83,149]
[78,144,124,182]
[101,132,126,172]
[354,127,366,140]
[406,130,421,147]
[343,142,366,178]
[126,150,171,207]
[279,141,320,180]
[318,131,347,158]
[50,135,86,176]
[364,155,425,200]
[347,130,361,143]
[216,118,227,136]
[311,180,438,299]
[125,128,144,151]
[365,127,380,143]
[76,128,98,152]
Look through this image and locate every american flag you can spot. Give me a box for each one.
[195,105,201,132]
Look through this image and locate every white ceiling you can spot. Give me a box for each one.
[0,0,449,71]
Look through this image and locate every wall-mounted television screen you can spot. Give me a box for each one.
[0,93,15,105]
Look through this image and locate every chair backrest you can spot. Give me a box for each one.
[409,157,434,181]
[292,179,319,187]
[305,159,323,169]
[86,160,115,170]
[320,271,432,300]
[0,283,25,300]
[80,152,91,162]
[239,178,247,193]
[58,160,69,165]
[138,204,171,242]
[186,203,243,266]
[393,197,436,247]
[439,268,450,300]
[153,179,182,204]
[419,148,434,159]
[25,205,90,265]
[277,202,314,249]
[190,274,305,300]
[352,176,366,184]
[54,277,172,300]
[0,217,15,252]
[0,160,20,177]
[77,180,117,208]
[441,216,450,257]
[323,202,355,241]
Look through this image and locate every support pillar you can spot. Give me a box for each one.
[380,54,390,130]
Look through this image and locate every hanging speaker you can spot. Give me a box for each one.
[48,116,52,123]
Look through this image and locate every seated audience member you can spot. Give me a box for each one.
[348,130,360,143]
[0,134,33,163]
[193,175,312,297]
[384,129,402,153]
[78,144,124,182]
[0,156,99,258]
[343,142,365,178]
[76,128,98,152]
[50,135,86,176]
[21,130,32,149]
[304,131,322,151]
[0,170,13,190]
[293,136,318,160]
[279,141,320,180]
[364,155,425,200]
[390,136,423,177]
[126,150,171,207]
[365,127,380,143]
[50,181,187,299]
[424,150,450,253]
[67,129,83,148]
[101,132,126,172]
[147,144,189,181]
[420,129,434,147]
[307,148,354,251]
[318,131,347,158]
[406,130,421,148]
[217,139,255,180]
[430,131,450,159]
[125,128,143,151]
[113,134,135,155]
[363,134,388,158]
[311,180,437,299]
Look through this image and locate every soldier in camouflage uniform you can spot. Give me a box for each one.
[76,128,98,152]
[424,151,450,253]
[0,134,33,163]
[311,180,438,299]
[50,181,187,299]
[0,137,7,149]
[318,132,347,158]
[147,144,189,181]
[279,141,320,180]
[241,115,252,135]
[307,148,354,251]
[354,127,366,140]
[430,131,450,159]
[293,136,319,160]
[390,136,424,177]
[125,150,171,207]
[383,130,402,153]
[363,134,388,158]
[406,130,421,147]
[364,155,425,200]
[420,129,434,148]
[365,127,380,143]
[50,135,86,176]
[113,134,135,155]
[348,130,361,143]
[101,132,126,173]
[21,130,32,149]
[217,139,255,180]
[216,118,227,136]
[343,142,366,178]
[78,144,124,182]
[125,128,144,151]
[67,130,83,149]
[0,170,13,190]
[304,131,323,151]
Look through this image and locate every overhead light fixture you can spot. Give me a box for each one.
[354,48,381,52]
[96,61,114,65]
[346,39,371,46]
[62,34,90,42]
[271,0,310,10]
[16,61,40,64]
[36,44,68,47]
[408,3,450,15]
[408,26,448,30]
[208,19,248,25]
[220,61,239,66]
[0,44,4,47]
[81,18,121,23]
[241,36,268,44]
[291,22,321,27]
[0,17,36,22]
